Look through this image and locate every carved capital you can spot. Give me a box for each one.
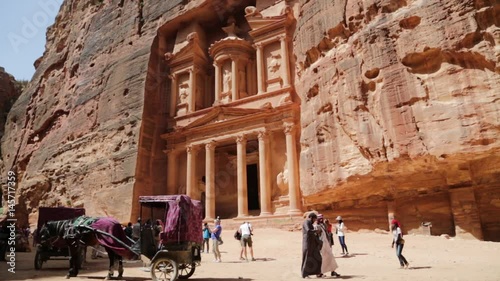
[205,141,216,151]
[235,135,247,144]
[254,42,264,50]
[188,66,200,74]
[229,54,240,63]
[186,144,200,154]
[283,122,295,135]
[257,130,269,141]
[277,34,287,42]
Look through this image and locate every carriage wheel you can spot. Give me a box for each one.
[34,250,43,270]
[178,263,196,279]
[151,258,178,281]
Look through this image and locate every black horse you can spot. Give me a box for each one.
[39,216,134,279]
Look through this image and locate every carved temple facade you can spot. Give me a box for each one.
[160,5,302,220]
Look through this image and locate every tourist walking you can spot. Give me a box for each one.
[391,219,409,268]
[202,223,210,253]
[132,218,141,241]
[301,212,322,278]
[211,218,222,262]
[335,216,349,255]
[315,214,341,277]
[238,221,255,261]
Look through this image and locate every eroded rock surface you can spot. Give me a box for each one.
[294,0,500,240]
[0,67,20,146]
[0,0,190,225]
[1,0,499,241]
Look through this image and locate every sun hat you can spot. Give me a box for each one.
[336,216,342,220]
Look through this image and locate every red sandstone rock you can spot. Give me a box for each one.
[1,0,499,242]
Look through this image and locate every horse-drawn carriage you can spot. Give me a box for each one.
[37,195,202,280]
[139,195,203,281]
[34,207,86,270]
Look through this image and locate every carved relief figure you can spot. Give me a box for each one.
[269,53,281,74]
[178,82,189,104]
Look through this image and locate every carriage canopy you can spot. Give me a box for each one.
[139,195,203,244]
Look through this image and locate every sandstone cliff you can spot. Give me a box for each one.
[0,67,22,187]
[0,67,21,150]
[1,0,248,226]
[294,0,500,240]
[0,0,182,225]
[1,0,499,241]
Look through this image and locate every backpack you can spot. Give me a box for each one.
[234,230,242,240]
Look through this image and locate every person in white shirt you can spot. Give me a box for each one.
[336,216,349,255]
[391,219,409,268]
[238,222,255,261]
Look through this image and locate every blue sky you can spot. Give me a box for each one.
[0,0,62,81]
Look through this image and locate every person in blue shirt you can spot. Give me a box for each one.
[211,218,222,262]
[202,223,210,253]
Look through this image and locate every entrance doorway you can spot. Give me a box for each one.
[247,164,260,210]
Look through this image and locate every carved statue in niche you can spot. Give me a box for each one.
[178,82,189,104]
[222,68,232,93]
[269,53,281,74]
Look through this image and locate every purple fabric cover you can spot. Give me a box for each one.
[161,195,203,244]
[91,217,135,259]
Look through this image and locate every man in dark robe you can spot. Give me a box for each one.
[301,212,322,278]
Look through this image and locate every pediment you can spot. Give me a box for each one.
[181,106,264,129]
[245,7,293,38]
[165,35,208,70]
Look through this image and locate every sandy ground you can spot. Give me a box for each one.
[1,227,499,281]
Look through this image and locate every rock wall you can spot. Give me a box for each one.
[2,0,499,241]
[294,0,500,240]
[0,67,21,182]
[0,0,190,226]
[0,67,20,148]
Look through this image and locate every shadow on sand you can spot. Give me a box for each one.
[221,257,276,263]
[337,253,368,258]
[309,275,363,279]
[409,266,432,270]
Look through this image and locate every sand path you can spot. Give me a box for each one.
[1,227,499,281]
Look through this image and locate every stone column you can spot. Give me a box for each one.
[255,43,264,94]
[205,141,216,221]
[166,149,179,195]
[258,131,272,216]
[214,62,221,104]
[189,67,197,112]
[186,144,199,198]
[170,73,177,117]
[279,35,290,88]
[284,122,302,215]
[231,57,239,101]
[236,135,248,217]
